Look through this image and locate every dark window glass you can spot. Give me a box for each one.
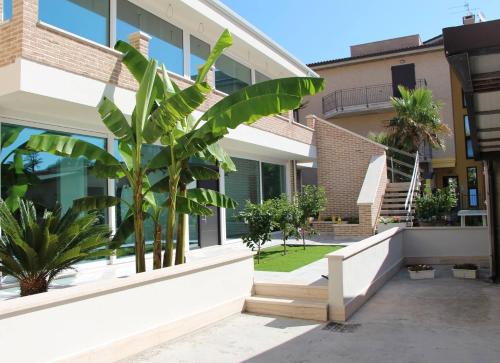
[464,115,474,159]
[117,0,183,75]
[261,162,286,200]
[224,157,261,238]
[190,35,210,81]
[39,0,110,46]
[215,55,251,94]
[2,0,12,21]
[255,71,270,84]
[467,167,478,208]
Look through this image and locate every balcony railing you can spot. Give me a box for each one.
[322,79,427,115]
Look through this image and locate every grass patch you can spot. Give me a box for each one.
[254,244,343,272]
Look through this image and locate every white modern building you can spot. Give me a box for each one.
[0,0,319,258]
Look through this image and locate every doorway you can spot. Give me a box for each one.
[198,179,220,248]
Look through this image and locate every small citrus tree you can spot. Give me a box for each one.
[238,201,274,263]
[271,195,301,255]
[296,185,327,249]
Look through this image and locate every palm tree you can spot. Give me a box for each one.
[0,199,112,296]
[386,86,449,153]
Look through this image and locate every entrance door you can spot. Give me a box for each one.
[391,63,416,97]
[198,179,220,247]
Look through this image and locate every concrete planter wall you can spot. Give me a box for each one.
[377,222,406,233]
[0,250,254,363]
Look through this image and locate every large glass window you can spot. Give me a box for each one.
[261,162,286,200]
[215,55,251,94]
[117,0,183,75]
[2,0,12,21]
[190,35,210,81]
[39,0,110,46]
[1,123,107,214]
[224,157,261,238]
[467,166,478,208]
[464,115,474,159]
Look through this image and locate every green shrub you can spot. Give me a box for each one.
[416,184,457,223]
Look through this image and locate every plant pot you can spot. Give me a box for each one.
[452,268,477,279]
[408,268,435,280]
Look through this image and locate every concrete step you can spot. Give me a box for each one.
[380,209,412,215]
[386,185,410,192]
[254,282,328,301]
[245,295,328,321]
[383,192,410,198]
[382,203,408,209]
[387,182,410,187]
[382,197,410,203]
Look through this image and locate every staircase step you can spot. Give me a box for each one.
[381,209,412,215]
[382,203,408,209]
[254,282,328,301]
[245,295,328,321]
[382,197,410,203]
[388,182,410,187]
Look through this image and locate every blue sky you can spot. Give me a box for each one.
[221,0,500,64]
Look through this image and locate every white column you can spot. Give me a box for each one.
[285,161,292,200]
[109,0,117,46]
[183,30,190,79]
[250,68,256,85]
[259,161,264,203]
[107,135,117,265]
[219,166,227,244]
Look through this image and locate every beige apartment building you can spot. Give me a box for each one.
[300,30,486,210]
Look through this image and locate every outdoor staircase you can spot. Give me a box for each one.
[245,282,328,321]
[380,182,416,221]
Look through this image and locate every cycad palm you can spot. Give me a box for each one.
[387,86,449,153]
[0,199,112,296]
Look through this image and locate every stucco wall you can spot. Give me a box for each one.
[302,47,455,160]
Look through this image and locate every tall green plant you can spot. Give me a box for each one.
[0,199,112,296]
[387,86,449,153]
[116,29,324,267]
[26,58,162,273]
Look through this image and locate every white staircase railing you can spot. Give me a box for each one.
[404,151,420,226]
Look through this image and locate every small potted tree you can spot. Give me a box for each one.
[238,201,274,263]
[452,264,478,279]
[415,184,457,226]
[408,264,435,279]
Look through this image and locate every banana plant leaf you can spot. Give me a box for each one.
[195,29,232,83]
[72,196,121,212]
[187,188,237,209]
[98,97,133,143]
[174,195,212,216]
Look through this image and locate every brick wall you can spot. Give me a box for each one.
[310,115,386,219]
[0,0,314,146]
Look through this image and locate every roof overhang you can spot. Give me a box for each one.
[444,19,500,160]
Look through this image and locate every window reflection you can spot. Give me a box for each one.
[39,0,110,46]
[215,55,251,94]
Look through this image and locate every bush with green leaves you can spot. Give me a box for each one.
[270,194,302,255]
[416,184,457,223]
[237,201,274,263]
[0,199,112,296]
[296,185,326,249]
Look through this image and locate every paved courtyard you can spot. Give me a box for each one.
[123,267,500,363]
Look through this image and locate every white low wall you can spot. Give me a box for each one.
[0,250,254,363]
[327,226,491,322]
[327,228,404,321]
[404,227,490,266]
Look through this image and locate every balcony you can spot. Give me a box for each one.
[322,79,427,117]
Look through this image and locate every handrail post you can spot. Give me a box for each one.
[365,87,369,108]
[390,157,394,182]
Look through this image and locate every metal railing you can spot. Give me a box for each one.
[387,146,417,183]
[322,79,427,114]
[404,151,420,226]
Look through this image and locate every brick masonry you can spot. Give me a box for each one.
[0,0,313,146]
[308,115,387,237]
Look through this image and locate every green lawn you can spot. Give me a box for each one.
[254,244,343,272]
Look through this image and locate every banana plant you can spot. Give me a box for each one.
[115,29,325,267]
[26,59,161,273]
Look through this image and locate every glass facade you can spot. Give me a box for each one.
[467,167,478,208]
[1,123,107,214]
[190,35,210,81]
[261,162,286,200]
[39,0,110,46]
[117,0,183,75]
[224,158,261,238]
[215,55,251,94]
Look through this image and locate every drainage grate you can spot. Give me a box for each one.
[322,322,360,333]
